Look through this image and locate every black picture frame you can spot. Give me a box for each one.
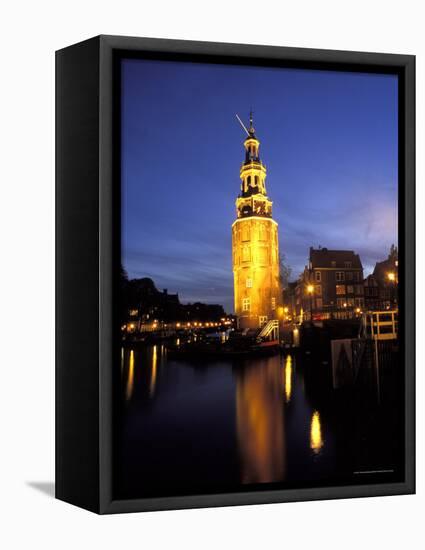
[56,35,415,514]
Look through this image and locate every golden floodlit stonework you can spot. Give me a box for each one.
[232,114,282,329]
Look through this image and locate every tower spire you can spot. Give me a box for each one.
[248,109,255,136]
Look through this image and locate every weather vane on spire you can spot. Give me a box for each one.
[235,111,256,137]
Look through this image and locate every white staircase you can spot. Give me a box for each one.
[258,319,279,341]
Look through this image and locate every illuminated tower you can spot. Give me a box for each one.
[232,113,281,329]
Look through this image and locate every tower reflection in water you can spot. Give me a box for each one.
[236,355,286,484]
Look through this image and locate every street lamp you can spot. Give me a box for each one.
[307,284,314,321]
[387,271,398,308]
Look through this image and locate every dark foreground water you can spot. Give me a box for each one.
[114,342,403,500]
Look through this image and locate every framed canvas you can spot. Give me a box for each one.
[56,35,415,514]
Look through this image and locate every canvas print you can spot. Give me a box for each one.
[115,58,402,500]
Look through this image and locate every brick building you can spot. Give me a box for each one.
[364,247,398,310]
[296,247,365,320]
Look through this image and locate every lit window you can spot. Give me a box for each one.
[336,271,345,282]
[242,298,250,312]
[347,298,355,307]
[337,298,346,308]
[336,285,346,295]
[315,271,321,282]
[246,278,253,288]
[271,297,276,310]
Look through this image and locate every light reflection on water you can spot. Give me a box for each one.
[125,350,135,401]
[149,345,158,397]
[284,355,292,403]
[120,345,334,488]
[310,410,324,455]
[115,339,402,499]
[236,356,286,484]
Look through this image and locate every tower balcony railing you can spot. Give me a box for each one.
[240,161,267,172]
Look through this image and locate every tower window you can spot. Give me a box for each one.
[246,278,253,288]
[242,298,251,312]
[271,297,276,310]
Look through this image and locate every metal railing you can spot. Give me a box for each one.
[359,310,398,340]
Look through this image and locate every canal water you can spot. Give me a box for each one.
[114,341,403,500]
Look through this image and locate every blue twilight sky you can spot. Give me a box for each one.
[121,58,398,313]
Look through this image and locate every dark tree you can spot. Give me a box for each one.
[279,252,292,290]
[389,243,398,260]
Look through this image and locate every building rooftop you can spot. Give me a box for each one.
[309,247,363,269]
[373,256,398,282]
